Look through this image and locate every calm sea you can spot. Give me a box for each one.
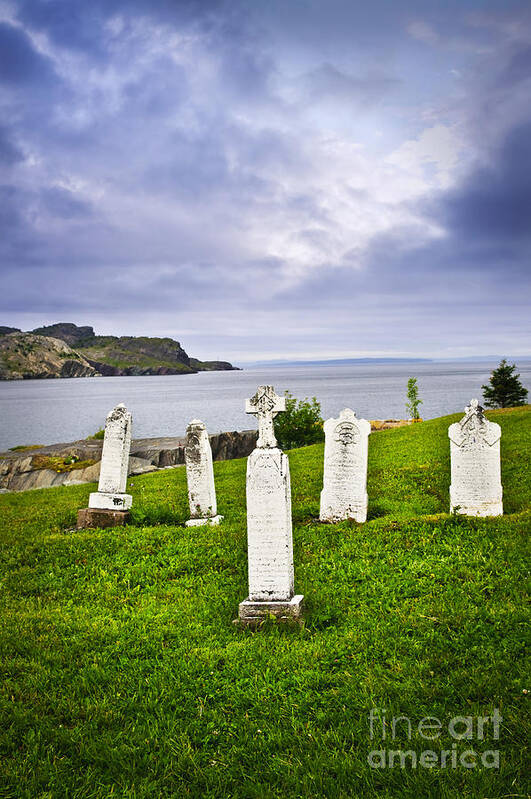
[0,361,530,451]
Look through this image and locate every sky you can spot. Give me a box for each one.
[0,0,530,363]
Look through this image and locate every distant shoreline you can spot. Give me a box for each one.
[236,355,531,368]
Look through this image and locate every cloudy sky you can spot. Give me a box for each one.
[1,0,530,362]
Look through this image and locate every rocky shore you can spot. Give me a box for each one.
[0,430,258,492]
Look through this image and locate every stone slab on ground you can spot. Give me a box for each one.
[185,515,223,527]
[89,491,132,510]
[236,595,304,626]
[77,508,131,529]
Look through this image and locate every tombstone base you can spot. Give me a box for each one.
[450,500,503,517]
[319,500,368,524]
[235,594,304,627]
[185,515,223,527]
[77,507,131,529]
[89,492,132,510]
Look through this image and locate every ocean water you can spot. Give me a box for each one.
[0,361,529,451]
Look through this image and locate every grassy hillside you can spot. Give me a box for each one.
[0,407,529,798]
[76,335,195,375]
[78,338,238,375]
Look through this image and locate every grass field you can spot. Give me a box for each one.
[0,407,529,798]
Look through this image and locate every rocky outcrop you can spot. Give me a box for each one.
[0,430,258,492]
[130,430,258,468]
[190,359,240,371]
[0,333,99,380]
[16,322,240,377]
[31,323,95,347]
[84,359,122,376]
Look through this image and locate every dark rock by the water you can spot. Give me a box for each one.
[0,430,258,492]
[189,358,241,371]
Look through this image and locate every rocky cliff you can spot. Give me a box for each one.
[0,333,99,380]
[0,323,239,379]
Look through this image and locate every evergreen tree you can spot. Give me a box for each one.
[482,359,528,408]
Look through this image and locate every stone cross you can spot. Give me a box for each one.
[245,385,285,448]
[88,403,133,511]
[238,385,303,625]
[320,408,371,523]
[448,398,502,516]
[184,419,223,526]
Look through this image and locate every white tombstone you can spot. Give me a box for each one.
[238,386,303,623]
[89,403,133,511]
[448,399,503,517]
[184,419,223,526]
[320,408,371,523]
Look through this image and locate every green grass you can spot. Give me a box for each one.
[80,348,193,372]
[0,408,529,798]
[7,444,43,452]
[31,455,97,473]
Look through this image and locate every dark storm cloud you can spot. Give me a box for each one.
[39,187,93,220]
[0,127,24,165]
[499,44,531,85]
[0,185,26,231]
[0,21,56,84]
[442,123,531,240]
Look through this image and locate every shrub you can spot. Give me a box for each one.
[273,391,324,450]
[406,377,422,420]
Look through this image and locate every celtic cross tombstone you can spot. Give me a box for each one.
[245,385,285,448]
[448,398,503,516]
[237,385,303,624]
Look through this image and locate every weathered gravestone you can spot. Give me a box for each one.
[77,403,133,529]
[320,408,371,523]
[448,398,503,517]
[237,386,303,624]
[184,419,223,526]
